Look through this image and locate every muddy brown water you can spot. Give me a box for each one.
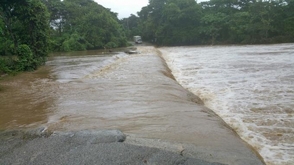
[0,67,52,129]
[0,46,265,164]
[0,49,115,130]
[160,44,294,165]
[0,46,241,143]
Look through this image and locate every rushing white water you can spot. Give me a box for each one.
[160,44,294,165]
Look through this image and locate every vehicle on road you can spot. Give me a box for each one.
[133,36,142,44]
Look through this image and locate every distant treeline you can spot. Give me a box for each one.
[1,0,294,73]
[0,0,127,73]
[121,0,294,46]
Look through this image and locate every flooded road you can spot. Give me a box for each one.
[0,47,264,165]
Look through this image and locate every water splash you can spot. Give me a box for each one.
[160,44,294,165]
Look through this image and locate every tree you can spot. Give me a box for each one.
[134,0,294,45]
[43,0,127,51]
[132,0,203,45]
[200,12,227,45]
[282,0,294,41]
[247,1,274,43]
[228,11,251,43]
[0,0,50,72]
[121,14,141,39]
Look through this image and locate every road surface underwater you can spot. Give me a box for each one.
[0,46,265,164]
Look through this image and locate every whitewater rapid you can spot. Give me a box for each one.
[160,44,294,165]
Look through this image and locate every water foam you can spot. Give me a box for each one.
[160,44,294,165]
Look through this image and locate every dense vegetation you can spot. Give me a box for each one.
[42,0,127,52]
[122,0,294,45]
[0,0,127,74]
[1,0,294,74]
[0,0,50,73]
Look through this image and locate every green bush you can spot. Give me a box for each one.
[16,44,37,71]
[61,33,88,52]
[105,42,118,49]
[0,58,11,73]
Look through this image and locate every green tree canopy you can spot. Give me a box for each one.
[0,0,50,72]
[123,0,294,45]
[43,0,127,52]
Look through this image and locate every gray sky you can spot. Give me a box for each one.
[94,0,149,19]
[94,0,208,19]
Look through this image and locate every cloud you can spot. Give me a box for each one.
[94,0,209,19]
[94,0,149,19]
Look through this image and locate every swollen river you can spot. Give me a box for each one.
[160,44,294,165]
[0,45,293,165]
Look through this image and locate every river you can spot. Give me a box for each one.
[160,44,294,165]
[0,44,293,165]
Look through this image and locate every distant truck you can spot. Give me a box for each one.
[133,36,142,44]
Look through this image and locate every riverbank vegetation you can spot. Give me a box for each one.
[42,0,127,52]
[0,0,127,74]
[1,0,294,74]
[0,0,50,73]
[122,0,294,45]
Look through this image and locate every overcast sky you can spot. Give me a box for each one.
[94,0,208,19]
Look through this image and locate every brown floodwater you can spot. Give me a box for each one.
[0,49,116,130]
[0,47,264,164]
[160,44,294,165]
[0,67,53,130]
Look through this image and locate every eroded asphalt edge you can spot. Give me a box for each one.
[0,129,225,165]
